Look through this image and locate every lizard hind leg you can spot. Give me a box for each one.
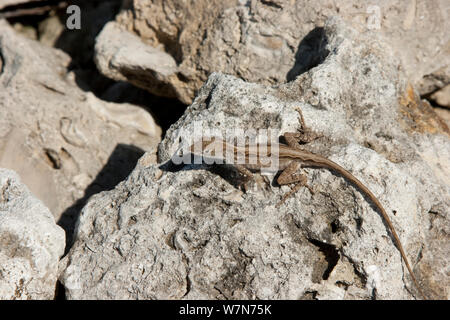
[276,161,314,208]
[233,164,254,192]
[234,164,270,194]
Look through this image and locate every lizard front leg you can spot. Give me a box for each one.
[284,106,322,145]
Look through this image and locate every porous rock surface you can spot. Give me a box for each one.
[0,168,65,299]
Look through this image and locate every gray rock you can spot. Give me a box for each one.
[61,18,449,300]
[0,168,65,300]
[94,22,184,103]
[417,65,450,97]
[0,19,161,243]
[96,0,450,103]
[434,108,450,129]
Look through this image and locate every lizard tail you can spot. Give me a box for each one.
[306,157,427,299]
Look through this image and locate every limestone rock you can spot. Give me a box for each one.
[417,65,450,97]
[95,0,450,104]
[434,108,450,128]
[0,168,65,300]
[0,20,162,243]
[61,18,449,300]
[94,21,185,103]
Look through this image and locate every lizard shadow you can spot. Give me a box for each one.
[160,157,250,190]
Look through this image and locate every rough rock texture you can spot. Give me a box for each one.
[94,0,450,104]
[61,18,449,300]
[0,20,161,243]
[0,168,65,300]
[94,21,183,102]
[417,65,450,98]
[435,108,450,129]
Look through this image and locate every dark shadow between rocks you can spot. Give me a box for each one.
[286,27,329,82]
[308,238,340,281]
[98,81,187,134]
[53,0,122,94]
[52,1,187,134]
[0,51,3,75]
[5,0,188,135]
[58,143,144,254]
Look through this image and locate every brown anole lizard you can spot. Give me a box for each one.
[186,108,425,299]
